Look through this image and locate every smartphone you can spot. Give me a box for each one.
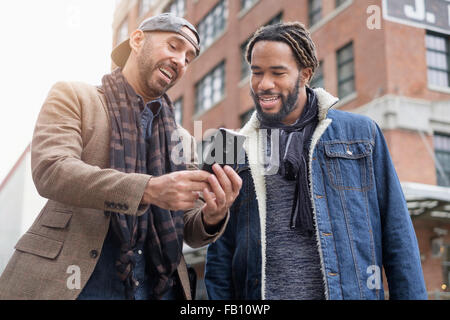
[201,128,246,174]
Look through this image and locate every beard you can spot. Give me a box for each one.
[251,75,301,123]
[136,41,177,98]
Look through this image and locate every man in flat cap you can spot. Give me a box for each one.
[0,13,241,300]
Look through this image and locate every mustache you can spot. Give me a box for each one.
[253,90,281,97]
[158,62,178,80]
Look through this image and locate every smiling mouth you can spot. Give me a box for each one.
[159,66,175,83]
[258,95,281,109]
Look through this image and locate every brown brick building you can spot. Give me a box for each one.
[113,0,450,299]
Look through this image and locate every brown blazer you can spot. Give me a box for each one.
[0,81,228,300]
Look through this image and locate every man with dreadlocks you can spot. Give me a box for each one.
[0,14,241,300]
[204,22,427,300]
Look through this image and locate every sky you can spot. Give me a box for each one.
[0,0,116,184]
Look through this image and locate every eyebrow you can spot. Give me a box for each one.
[251,65,289,70]
[169,35,197,60]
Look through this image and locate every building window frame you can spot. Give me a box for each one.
[337,42,355,99]
[197,0,228,53]
[426,31,450,89]
[195,61,226,115]
[240,0,259,13]
[335,0,347,8]
[434,132,450,187]
[173,97,183,125]
[164,0,185,18]
[308,0,322,27]
[310,61,324,89]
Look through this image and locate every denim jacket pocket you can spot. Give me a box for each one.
[324,141,373,191]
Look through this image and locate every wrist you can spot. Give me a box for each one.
[141,176,155,205]
[201,210,226,234]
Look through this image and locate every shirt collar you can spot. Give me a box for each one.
[137,95,163,116]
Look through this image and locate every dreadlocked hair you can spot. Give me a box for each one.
[245,22,319,82]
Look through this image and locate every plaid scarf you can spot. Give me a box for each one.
[102,68,186,300]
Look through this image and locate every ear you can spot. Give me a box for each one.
[129,29,146,53]
[301,67,313,85]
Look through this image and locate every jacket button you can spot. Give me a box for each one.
[90,250,98,259]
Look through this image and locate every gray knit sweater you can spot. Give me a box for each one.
[264,132,325,300]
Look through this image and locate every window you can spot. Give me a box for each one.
[116,18,128,45]
[310,61,324,88]
[195,62,226,114]
[197,0,228,52]
[240,12,283,80]
[139,0,154,17]
[335,0,347,8]
[241,0,258,12]
[308,0,322,27]
[173,98,183,124]
[164,0,185,17]
[434,133,450,187]
[337,42,355,98]
[426,32,450,88]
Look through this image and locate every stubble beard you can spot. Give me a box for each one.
[251,75,302,123]
[137,43,171,99]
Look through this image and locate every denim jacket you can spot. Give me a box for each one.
[204,88,427,300]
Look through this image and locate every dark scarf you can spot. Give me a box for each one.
[102,68,186,299]
[259,87,319,236]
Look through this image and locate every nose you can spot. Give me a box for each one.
[257,75,275,92]
[171,51,187,70]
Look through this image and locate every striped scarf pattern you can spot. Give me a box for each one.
[102,68,186,299]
